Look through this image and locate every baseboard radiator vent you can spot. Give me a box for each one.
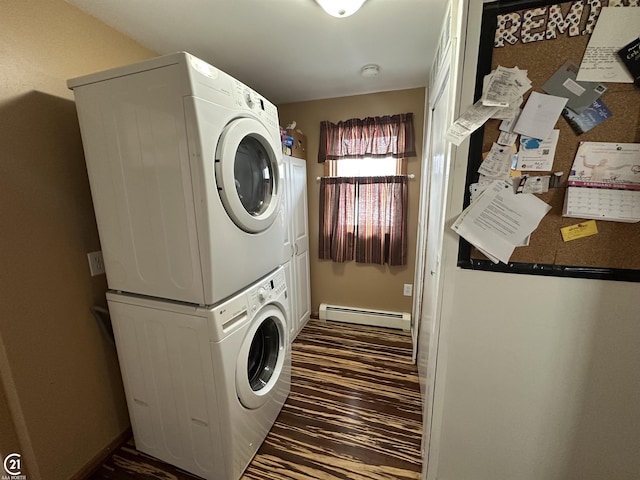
[319,303,411,331]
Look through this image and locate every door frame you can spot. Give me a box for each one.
[420,63,452,480]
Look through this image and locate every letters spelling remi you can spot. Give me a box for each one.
[494,0,639,48]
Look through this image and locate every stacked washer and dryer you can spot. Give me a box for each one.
[68,52,291,480]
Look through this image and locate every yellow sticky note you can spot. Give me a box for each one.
[561,220,598,242]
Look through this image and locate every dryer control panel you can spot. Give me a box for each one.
[233,80,279,132]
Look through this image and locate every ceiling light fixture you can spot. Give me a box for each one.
[361,64,380,78]
[315,0,367,18]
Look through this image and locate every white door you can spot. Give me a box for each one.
[215,118,282,233]
[291,158,311,332]
[282,158,296,337]
[282,156,310,338]
[419,67,452,480]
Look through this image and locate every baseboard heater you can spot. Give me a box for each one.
[319,303,411,331]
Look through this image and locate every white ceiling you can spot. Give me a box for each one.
[67,0,448,105]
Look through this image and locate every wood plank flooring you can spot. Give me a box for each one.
[89,319,423,480]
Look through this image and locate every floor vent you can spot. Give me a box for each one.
[319,304,411,331]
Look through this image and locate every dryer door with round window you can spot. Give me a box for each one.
[215,117,281,233]
[236,305,287,409]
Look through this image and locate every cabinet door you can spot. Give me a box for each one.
[291,158,310,332]
[283,156,310,337]
[282,158,296,337]
[282,260,296,338]
[293,247,310,331]
[282,159,294,262]
[291,158,309,256]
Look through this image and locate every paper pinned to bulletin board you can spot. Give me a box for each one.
[457,0,640,281]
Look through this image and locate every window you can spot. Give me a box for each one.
[317,113,416,266]
[326,156,403,177]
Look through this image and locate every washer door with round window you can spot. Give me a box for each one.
[236,305,287,410]
[215,117,281,234]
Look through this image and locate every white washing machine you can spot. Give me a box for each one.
[106,267,291,480]
[68,52,286,305]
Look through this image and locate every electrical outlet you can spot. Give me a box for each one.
[87,251,106,276]
[403,283,413,296]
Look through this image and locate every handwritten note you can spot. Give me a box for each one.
[577,7,639,83]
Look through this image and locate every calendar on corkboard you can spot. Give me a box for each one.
[457,0,640,281]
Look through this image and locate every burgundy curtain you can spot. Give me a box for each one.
[355,176,408,266]
[319,177,356,263]
[318,113,416,162]
[319,176,408,266]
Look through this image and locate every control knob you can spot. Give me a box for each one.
[244,90,255,108]
[257,287,267,303]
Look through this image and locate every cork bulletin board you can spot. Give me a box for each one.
[458,0,640,281]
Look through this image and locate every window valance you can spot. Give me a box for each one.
[318,113,417,163]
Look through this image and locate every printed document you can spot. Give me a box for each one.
[514,92,567,141]
[452,180,551,264]
[516,130,560,171]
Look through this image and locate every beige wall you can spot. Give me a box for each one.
[0,1,155,478]
[0,379,20,462]
[278,89,425,315]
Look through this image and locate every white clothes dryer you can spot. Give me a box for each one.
[106,267,291,480]
[68,52,286,305]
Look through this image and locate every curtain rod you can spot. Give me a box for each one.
[316,174,415,181]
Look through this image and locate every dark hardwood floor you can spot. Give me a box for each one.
[90,319,423,480]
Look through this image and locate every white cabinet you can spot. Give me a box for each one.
[282,155,310,339]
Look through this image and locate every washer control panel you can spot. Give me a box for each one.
[248,270,286,313]
[210,268,288,341]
